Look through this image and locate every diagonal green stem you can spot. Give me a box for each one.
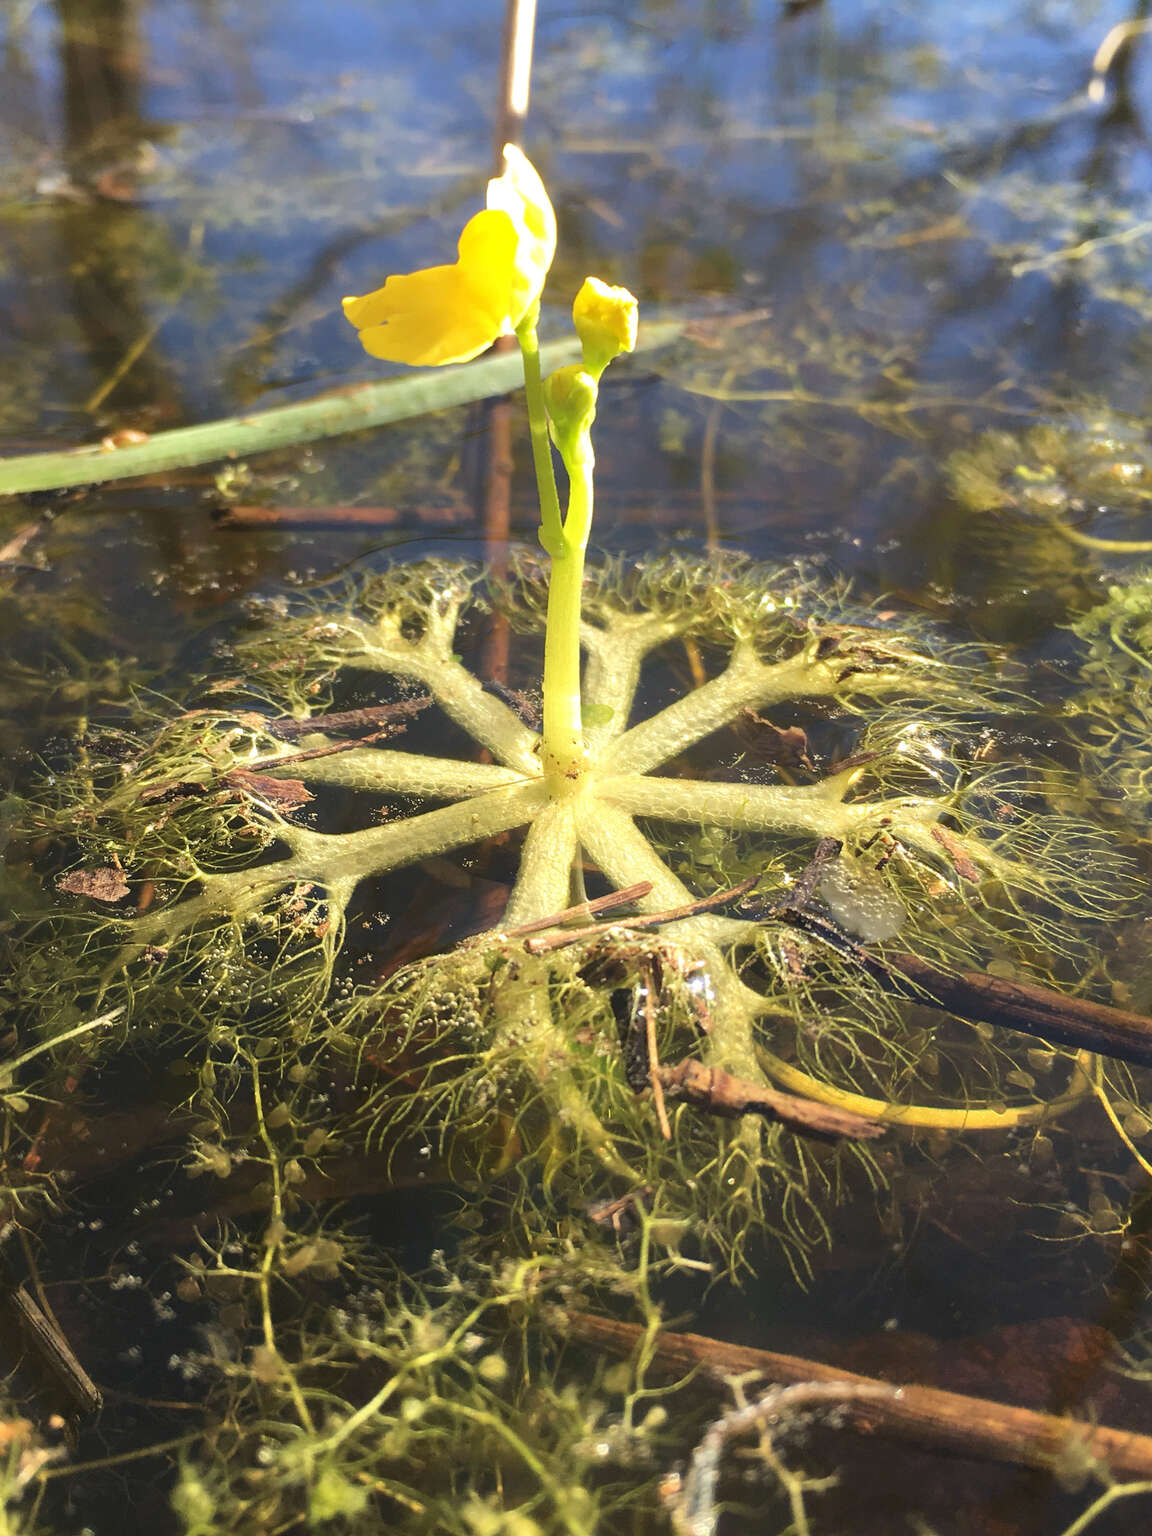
[0,323,682,499]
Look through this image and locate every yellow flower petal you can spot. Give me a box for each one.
[342,209,518,367]
[342,152,556,368]
[355,281,495,366]
[456,206,519,312]
[486,144,557,326]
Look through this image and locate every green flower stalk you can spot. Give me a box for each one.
[538,364,597,781]
[534,280,639,782]
[342,145,638,791]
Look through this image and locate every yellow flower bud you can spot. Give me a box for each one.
[572,277,638,376]
[543,365,598,463]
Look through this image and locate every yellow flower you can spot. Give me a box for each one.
[342,145,556,367]
[572,277,638,375]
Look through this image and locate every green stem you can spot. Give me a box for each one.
[542,435,594,782]
[1,333,695,499]
[514,309,563,552]
[0,1007,123,1088]
[516,309,599,786]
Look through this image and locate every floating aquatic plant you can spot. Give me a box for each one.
[5,153,1136,1278]
[1067,571,1152,815]
[7,541,1131,1278]
[3,145,1150,1536]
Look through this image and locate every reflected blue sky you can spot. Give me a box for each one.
[2,1,1152,610]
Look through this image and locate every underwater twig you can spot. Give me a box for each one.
[494,880,653,938]
[643,972,672,1140]
[523,875,758,954]
[656,1059,884,1142]
[782,835,842,911]
[884,953,1152,1067]
[247,723,416,772]
[667,1379,898,1536]
[0,1285,102,1419]
[260,698,431,739]
[562,1312,1152,1481]
[767,905,1152,1068]
[214,503,468,528]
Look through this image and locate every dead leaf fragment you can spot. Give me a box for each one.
[0,524,41,563]
[931,823,982,883]
[56,866,130,902]
[658,1057,884,1140]
[739,708,814,771]
[100,428,150,451]
[223,769,313,812]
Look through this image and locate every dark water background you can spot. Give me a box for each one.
[5,2,1152,1532]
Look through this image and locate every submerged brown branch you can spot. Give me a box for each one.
[261,698,431,739]
[884,953,1152,1067]
[495,881,654,939]
[523,875,757,954]
[772,904,1152,1068]
[1,1285,102,1419]
[562,1312,1152,1481]
[657,1058,884,1141]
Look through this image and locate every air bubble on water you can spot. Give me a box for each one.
[818,855,906,943]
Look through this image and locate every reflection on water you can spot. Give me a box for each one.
[5,2,1152,615]
[3,2,1152,1533]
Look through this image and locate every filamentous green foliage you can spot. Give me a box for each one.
[4,554,1134,1265]
[944,415,1152,587]
[160,1234,686,1536]
[946,417,1152,520]
[1067,572,1152,818]
[1,552,1149,1532]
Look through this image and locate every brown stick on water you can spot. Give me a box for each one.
[480,0,536,684]
[884,952,1152,1067]
[494,882,654,939]
[216,504,466,528]
[657,1057,883,1141]
[3,1285,102,1418]
[261,698,430,739]
[561,1312,1152,1480]
[771,902,1152,1068]
[645,973,673,1141]
[524,876,759,954]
